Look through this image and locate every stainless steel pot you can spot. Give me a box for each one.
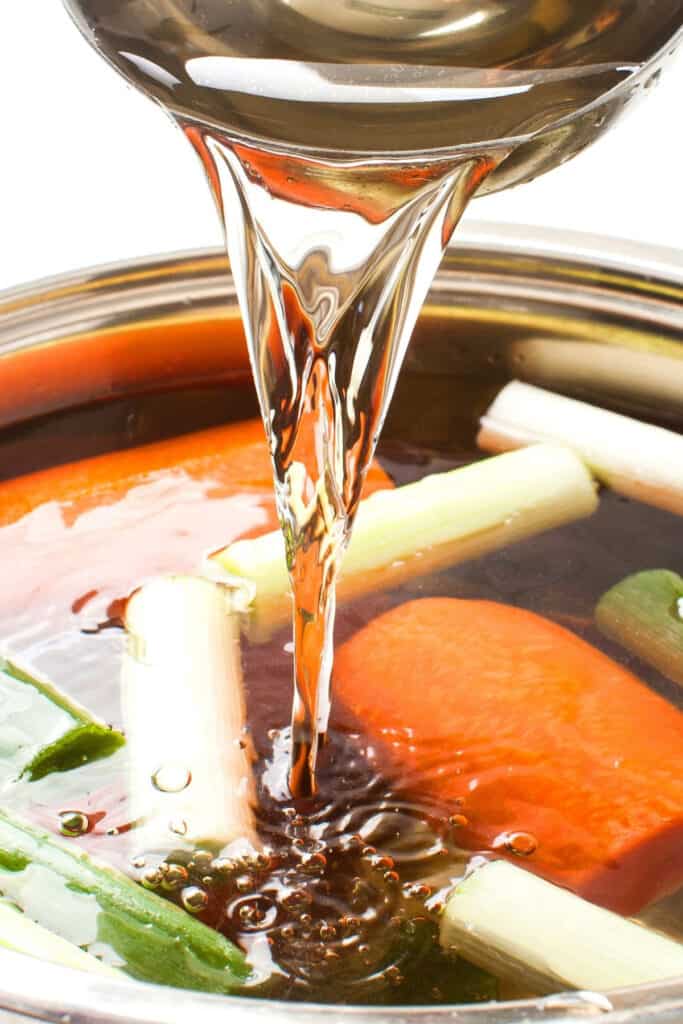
[0,223,681,1023]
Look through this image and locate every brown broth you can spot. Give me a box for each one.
[63,0,683,800]
[0,338,682,1004]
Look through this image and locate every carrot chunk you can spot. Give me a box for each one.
[0,418,391,530]
[332,598,683,914]
[0,419,392,625]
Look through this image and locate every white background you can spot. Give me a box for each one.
[1,0,681,292]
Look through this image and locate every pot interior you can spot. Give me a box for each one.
[0,229,681,1023]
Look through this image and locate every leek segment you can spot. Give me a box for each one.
[596,569,683,686]
[478,381,683,516]
[442,861,683,993]
[0,898,120,978]
[122,576,258,851]
[214,444,598,632]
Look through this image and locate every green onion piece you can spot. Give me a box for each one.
[0,898,120,977]
[212,444,597,634]
[596,569,683,686]
[0,656,124,783]
[0,808,252,993]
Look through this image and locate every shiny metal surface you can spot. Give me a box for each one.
[0,224,681,1022]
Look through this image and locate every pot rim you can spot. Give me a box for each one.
[0,222,681,1024]
[0,221,681,310]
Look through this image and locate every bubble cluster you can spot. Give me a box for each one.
[130,731,483,1002]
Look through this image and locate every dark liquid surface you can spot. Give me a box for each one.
[30,0,683,1000]
[1,330,682,1003]
[62,0,683,800]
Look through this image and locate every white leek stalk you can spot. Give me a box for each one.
[441,861,683,994]
[508,339,683,418]
[122,576,257,852]
[213,444,597,632]
[0,899,119,978]
[478,381,683,516]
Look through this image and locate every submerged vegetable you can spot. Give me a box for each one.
[0,418,391,532]
[507,338,683,420]
[215,444,597,631]
[0,656,124,783]
[332,598,683,914]
[0,898,120,978]
[478,380,683,516]
[122,576,258,851]
[442,861,683,993]
[596,569,683,687]
[0,809,251,992]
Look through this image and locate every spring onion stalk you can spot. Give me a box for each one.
[0,809,250,991]
[596,570,683,686]
[0,898,120,978]
[212,444,598,633]
[122,576,258,852]
[508,339,683,419]
[441,861,683,994]
[0,656,124,784]
[478,381,683,516]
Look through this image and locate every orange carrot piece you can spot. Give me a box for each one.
[0,419,392,626]
[0,313,251,431]
[332,598,683,915]
[0,418,392,531]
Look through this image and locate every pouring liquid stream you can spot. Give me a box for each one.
[64,0,682,797]
[188,133,499,795]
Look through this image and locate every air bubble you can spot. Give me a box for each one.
[58,811,89,838]
[190,850,213,873]
[181,886,209,913]
[152,764,192,793]
[162,864,189,891]
[142,870,162,890]
[494,830,538,857]
[449,813,468,828]
[402,882,432,900]
[367,853,394,872]
[281,888,310,910]
[212,857,238,876]
[338,913,356,931]
[301,851,327,872]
